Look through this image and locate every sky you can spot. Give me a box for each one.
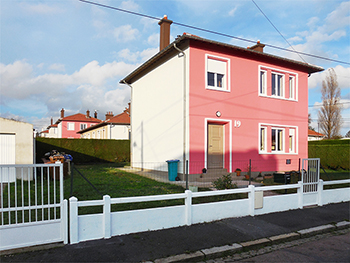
[1,0,349,135]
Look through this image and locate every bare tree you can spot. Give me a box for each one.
[308,113,315,131]
[317,68,342,139]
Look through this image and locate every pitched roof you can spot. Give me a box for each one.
[60,113,102,123]
[308,129,325,137]
[77,111,130,134]
[120,33,324,84]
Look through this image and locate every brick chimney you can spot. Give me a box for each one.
[248,40,265,53]
[60,108,64,118]
[86,110,90,118]
[51,118,53,125]
[158,15,173,51]
[94,110,98,119]
[105,111,113,120]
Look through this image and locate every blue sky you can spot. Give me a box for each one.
[1,0,349,135]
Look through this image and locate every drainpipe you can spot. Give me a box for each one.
[173,43,187,180]
[123,80,133,166]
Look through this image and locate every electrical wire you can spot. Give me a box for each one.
[79,0,350,66]
[251,0,307,63]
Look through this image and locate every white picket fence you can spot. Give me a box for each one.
[69,179,350,244]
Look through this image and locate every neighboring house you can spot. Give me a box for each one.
[0,117,34,181]
[40,118,58,138]
[120,16,323,176]
[56,109,102,138]
[78,107,130,140]
[308,129,325,141]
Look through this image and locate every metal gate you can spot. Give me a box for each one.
[301,158,320,206]
[0,163,68,251]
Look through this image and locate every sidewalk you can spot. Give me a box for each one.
[1,202,349,262]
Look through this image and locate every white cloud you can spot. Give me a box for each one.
[308,65,350,90]
[119,0,140,12]
[113,25,139,42]
[228,7,238,17]
[117,47,157,63]
[49,63,65,72]
[20,3,62,14]
[148,33,159,46]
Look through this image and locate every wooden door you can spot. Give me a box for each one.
[208,124,224,169]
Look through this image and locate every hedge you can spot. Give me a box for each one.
[308,139,350,170]
[36,138,130,164]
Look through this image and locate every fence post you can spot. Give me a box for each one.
[297,181,303,209]
[185,190,192,226]
[103,195,111,239]
[69,196,79,244]
[318,179,323,207]
[248,185,255,216]
[61,199,68,244]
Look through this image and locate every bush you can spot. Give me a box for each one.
[308,139,349,170]
[36,138,130,164]
[212,174,237,190]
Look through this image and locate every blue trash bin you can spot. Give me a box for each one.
[166,160,179,181]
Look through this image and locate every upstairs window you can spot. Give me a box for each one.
[271,73,284,97]
[289,76,295,99]
[259,70,267,95]
[80,123,87,130]
[67,122,75,131]
[206,55,230,92]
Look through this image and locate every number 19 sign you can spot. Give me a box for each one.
[234,120,241,128]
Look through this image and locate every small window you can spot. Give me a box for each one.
[80,123,87,130]
[289,129,295,153]
[289,76,295,99]
[67,123,75,131]
[272,73,284,97]
[260,127,267,152]
[259,70,267,95]
[271,128,284,152]
[206,55,229,91]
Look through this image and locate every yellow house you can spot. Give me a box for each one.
[78,110,130,140]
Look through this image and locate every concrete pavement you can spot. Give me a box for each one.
[1,202,349,262]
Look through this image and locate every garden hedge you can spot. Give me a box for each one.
[36,138,130,164]
[308,139,349,170]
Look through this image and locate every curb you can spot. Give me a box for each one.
[152,221,350,263]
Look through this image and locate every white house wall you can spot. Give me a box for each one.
[131,49,189,172]
[111,125,130,140]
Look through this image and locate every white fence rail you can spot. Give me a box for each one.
[69,179,350,244]
[0,163,68,251]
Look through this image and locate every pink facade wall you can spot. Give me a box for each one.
[61,121,98,138]
[188,42,309,174]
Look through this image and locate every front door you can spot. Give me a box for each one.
[207,124,224,169]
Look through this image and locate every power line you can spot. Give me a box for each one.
[251,0,307,63]
[79,0,350,66]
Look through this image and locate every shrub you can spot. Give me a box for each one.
[212,174,237,190]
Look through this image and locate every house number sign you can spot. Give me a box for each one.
[234,120,241,128]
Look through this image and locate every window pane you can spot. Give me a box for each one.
[289,76,294,99]
[271,74,276,95]
[271,129,276,151]
[208,72,215,86]
[277,75,283,96]
[217,74,224,88]
[260,127,265,151]
[260,71,265,94]
[277,129,283,151]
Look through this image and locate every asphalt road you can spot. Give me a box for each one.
[204,229,350,262]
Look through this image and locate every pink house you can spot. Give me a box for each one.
[121,16,323,176]
[57,109,101,138]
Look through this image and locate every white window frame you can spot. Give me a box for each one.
[205,54,230,92]
[289,129,295,153]
[259,123,298,155]
[259,126,267,152]
[289,75,295,100]
[258,65,298,101]
[67,122,75,131]
[259,70,267,95]
[271,72,284,98]
[80,123,87,130]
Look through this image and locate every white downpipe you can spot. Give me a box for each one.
[173,43,186,179]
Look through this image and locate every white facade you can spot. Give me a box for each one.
[131,48,189,172]
[0,117,33,165]
[110,125,130,140]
